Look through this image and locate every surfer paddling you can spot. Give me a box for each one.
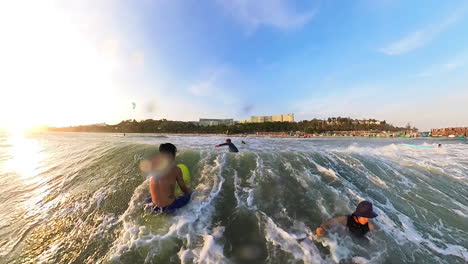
[215,138,239,152]
[145,143,192,213]
[316,201,378,238]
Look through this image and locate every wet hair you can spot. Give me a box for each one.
[226,138,231,143]
[159,143,177,157]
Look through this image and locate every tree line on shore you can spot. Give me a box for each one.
[48,118,410,134]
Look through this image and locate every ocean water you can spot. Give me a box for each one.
[0,132,467,264]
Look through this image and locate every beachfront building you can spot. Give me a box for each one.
[237,113,294,123]
[195,118,234,126]
[92,123,108,127]
[431,127,468,137]
[357,119,382,125]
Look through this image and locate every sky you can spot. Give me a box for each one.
[1,0,468,131]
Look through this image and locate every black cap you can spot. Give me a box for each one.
[353,201,378,218]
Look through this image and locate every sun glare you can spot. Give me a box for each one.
[0,1,122,130]
[6,133,43,180]
[3,131,53,215]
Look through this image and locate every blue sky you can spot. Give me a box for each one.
[1,0,468,130]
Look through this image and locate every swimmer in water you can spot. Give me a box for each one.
[215,138,239,152]
[145,143,192,213]
[316,201,378,238]
[241,140,246,144]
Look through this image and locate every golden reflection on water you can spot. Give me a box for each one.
[5,132,50,212]
[2,133,92,263]
[6,133,42,178]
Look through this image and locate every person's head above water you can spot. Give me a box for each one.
[226,139,231,143]
[159,143,177,159]
[352,200,378,224]
[315,200,378,237]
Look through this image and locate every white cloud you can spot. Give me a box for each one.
[419,62,463,77]
[188,69,225,96]
[380,30,428,55]
[380,9,466,55]
[419,49,468,77]
[187,66,243,104]
[217,0,316,31]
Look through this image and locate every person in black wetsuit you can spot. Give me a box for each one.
[215,138,239,152]
[315,201,378,238]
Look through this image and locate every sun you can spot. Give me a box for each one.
[0,1,125,130]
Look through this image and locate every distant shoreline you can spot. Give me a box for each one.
[41,131,463,139]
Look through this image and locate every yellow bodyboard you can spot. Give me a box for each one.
[175,164,191,196]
